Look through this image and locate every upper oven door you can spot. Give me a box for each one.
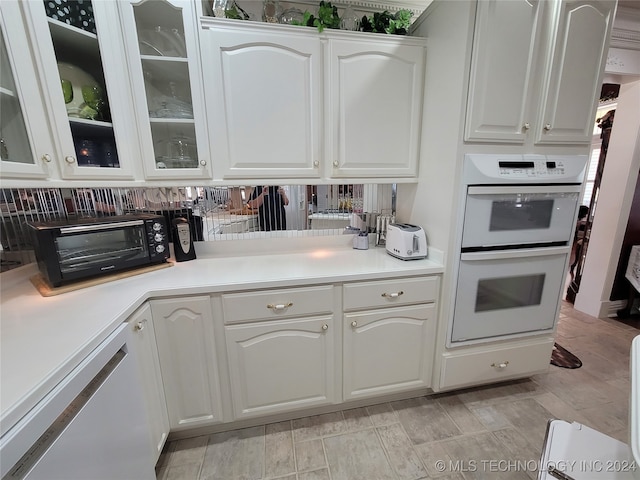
[55,220,150,281]
[461,185,581,249]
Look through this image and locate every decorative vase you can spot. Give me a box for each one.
[341,4,360,31]
[262,0,281,23]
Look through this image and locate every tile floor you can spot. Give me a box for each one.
[155,301,638,480]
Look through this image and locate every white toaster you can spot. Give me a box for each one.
[385,223,428,260]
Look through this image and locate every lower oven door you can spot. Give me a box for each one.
[450,246,569,345]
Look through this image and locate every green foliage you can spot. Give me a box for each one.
[360,9,413,35]
[315,1,341,31]
[388,9,412,35]
[224,1,250,20]
[295,1,340,32]
[291,3,412,35]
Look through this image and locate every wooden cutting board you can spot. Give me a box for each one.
[30,261,174,297]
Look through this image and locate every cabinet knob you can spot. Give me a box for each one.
[381,291,404,299]
[64,155,76,164]
[41,154,52,163]
[322,323,329,331]
[351,321,357,328]
[267,302,293,311]
[522,123,530,130]
[199,159,207,166]
[491,361,509,369]
[134,320,146,332]
[313,160,319,167]
[333,160,339,167]
[544,123,552,131]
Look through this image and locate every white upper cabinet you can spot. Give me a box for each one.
[201,20,323,180]
[119,0,212,180]
[21,0,139,180]
[326,36,425,178]
[200,19,426,181]
[464,0,615,146]
[0,1,55,180]
[534,0,616,144]
[464,0,545,144]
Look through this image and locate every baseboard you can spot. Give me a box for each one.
[606,299,628,317]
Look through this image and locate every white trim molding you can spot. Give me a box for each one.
[611,5,640,51]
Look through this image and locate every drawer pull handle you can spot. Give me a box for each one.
[322,324,329,331]
[491,361,509,369]
[351,321,357,327]
[382,291,404,298]
[267,302,293,311]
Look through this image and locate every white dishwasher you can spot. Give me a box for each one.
[1,324,154,479]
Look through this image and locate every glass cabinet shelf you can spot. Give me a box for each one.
[122,0,208,176]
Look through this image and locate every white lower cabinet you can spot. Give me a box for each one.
[343,304,436,400]
[225,315,338,419]
[438,337,555,391]
[145,275,443,432]
[151,296,223,431]
[126,303,169,462]
[342,276,439,401]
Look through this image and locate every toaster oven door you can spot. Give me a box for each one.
[55,220,150,281]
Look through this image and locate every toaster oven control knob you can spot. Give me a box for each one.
[155,244,166,253]
[154,233,164,242]
[152,222,162,232]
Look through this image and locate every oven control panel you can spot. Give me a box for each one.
[497,159,566,177]
[463,154,587,184]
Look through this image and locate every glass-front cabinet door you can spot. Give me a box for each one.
[0,1,55,180]
[119,0,211,180]
[22,0,138,180]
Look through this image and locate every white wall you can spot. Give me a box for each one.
[574,78,640,318]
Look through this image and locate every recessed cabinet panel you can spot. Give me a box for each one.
[344,304,435,400]
[464,0,614,146]
[328,39,424,177]
[535,0,615,144]
[202,23,322,179]
[151,296,223,430]
[464,0,544,143]
[225,316,337,419]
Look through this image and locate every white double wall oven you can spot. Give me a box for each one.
[449,154,587,346]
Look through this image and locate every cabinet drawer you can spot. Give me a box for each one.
[343,276,438,311]
[439,338,554,391]
[222,285,334,324]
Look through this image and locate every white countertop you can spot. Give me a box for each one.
[0,236,444,437]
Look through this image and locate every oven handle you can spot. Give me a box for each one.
[59,220,145,234]
[461,246,570,261]
[467,185,582,195]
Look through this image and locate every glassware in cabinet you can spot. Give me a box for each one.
[21,0,138,179]
[121,0,210,180]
